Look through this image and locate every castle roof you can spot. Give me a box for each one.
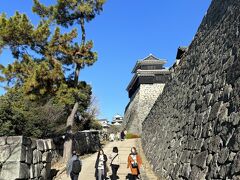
[114,114,122,118]
[126,69,170,91]
[143,54,161,61]
[132,54,167,73]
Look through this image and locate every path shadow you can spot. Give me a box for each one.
[50,169,59,180]
[126,173,139,180]
[109,175,120,179]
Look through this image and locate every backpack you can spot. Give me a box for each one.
[72,159,82,174]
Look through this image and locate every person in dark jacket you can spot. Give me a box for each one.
[66,151,82,180]
[95,149,108,180]
[120,130,125,141]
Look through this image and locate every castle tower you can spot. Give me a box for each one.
[123,54,171,134]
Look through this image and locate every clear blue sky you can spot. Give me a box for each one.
[0,0,211,122]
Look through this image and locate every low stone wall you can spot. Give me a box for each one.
[73,130,100,154]
[0,131,100,180]
[0,136,54,180]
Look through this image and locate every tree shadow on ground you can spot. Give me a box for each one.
[49,169,59,180]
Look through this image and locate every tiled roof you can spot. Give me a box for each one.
[142,54,160,61]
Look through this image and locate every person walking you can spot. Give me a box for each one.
[127,147,142,180]
[120,130,125,141]
[109,133,115,142]
[66,151,82,180]
[109,147,120,180]
[95,149,108,180]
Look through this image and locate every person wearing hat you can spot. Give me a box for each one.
[66,151,82,180]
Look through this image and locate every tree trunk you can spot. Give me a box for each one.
[62,16,86,162]
[63,102,79,162]
[74,64,81,87]
[80,17,86,45]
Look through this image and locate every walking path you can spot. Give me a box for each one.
[55,138,159,180]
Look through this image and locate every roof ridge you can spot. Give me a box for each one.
[142,53,159,61]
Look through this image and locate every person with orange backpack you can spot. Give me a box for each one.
[127,147,142,180]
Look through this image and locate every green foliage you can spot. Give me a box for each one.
[0,90,67,137]
[89,119,103,130]
[0,0,106,138]
[0,12,50,59]
[73,118,102,132]
[125,133,141,139]
[0,1,101,101]
[32,0,106,26]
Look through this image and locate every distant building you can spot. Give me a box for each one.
[112,114,123,126]
[98,119,110,131]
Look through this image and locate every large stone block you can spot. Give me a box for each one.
[179,163,191,179]
[229,128,240,152]
[180,150,191,163]
[33,149,42,164]
[0,144,26,162]
[42,151,52,163]
[40,163,51,180]
[231,152,240,175]
[43,139,55,150]
[0,162,29,180]
[208,135,223,153]
[30,164,35,178]
[0,136,6,145]
[189,165,208,180]
[34,162,43,178]
[36,140,45,151]
[26,146,33,164]
[6,136,31,146]
[31,139,37,150]
[219,164,231,179]
[218,148,229,164]
[191,151,208,169]
[209,101,223,121]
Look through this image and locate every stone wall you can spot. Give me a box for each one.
[54,130,101,156]
[142,0,240,179]
[0,131,100,180]
[73,130,100,154]
[124,83,165,134]
[0,136,54,180]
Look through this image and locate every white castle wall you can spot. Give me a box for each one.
[124,83,165,134]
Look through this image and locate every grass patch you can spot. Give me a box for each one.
[125,133,140,139]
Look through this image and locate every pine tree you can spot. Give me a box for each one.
[0,0,105,161]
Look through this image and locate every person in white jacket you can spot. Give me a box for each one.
[109,147,120,180]
[109,133,115,142]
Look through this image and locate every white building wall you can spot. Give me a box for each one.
[124,83,165,134]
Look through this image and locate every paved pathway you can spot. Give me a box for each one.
[55,139,158,180]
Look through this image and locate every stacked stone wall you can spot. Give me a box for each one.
[73,130,100,154]
[124,83,165,134]
[142,0,240,179]
[0,136,54,180]
[0,131,100,180]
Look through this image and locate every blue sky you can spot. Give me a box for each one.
[0,0,211,122]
